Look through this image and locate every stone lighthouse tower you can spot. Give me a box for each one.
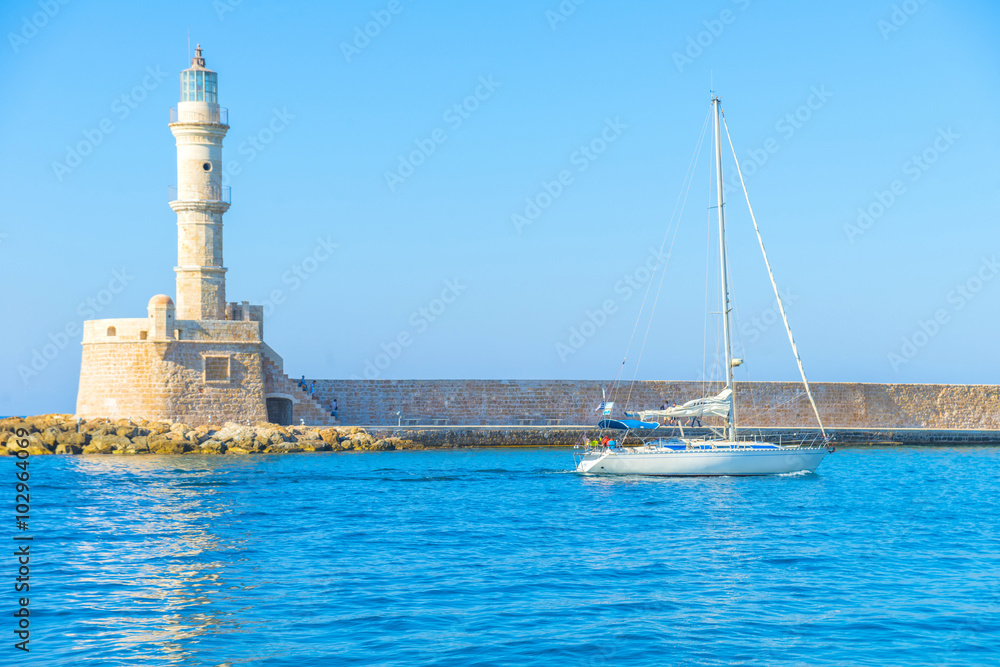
[75,46,335,427]
[170,45,228,321]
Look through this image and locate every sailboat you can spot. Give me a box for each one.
[575,96,832,476]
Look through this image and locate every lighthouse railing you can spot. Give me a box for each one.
[170,106,229,125]
[169,184,231,204]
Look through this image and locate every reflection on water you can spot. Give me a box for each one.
[56,457,261,664]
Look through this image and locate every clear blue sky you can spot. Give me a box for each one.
[1,0,998,416]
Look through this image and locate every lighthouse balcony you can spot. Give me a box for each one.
[170,106,229,126]
[169,184,231,204]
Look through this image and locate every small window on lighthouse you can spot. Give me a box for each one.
[204,356,231,383]
[202,162,212,172]
[106,326,116,337]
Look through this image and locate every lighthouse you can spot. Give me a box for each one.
[75,46,336,427]
[169,45,229,321]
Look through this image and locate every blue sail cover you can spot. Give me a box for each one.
[598,418,660,431]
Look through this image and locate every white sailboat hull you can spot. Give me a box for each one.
[576,445,828,476]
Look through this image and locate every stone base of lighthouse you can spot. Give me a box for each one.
[76,296,336,426]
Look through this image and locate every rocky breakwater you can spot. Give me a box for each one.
[0,415,418,456]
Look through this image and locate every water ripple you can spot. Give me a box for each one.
[26,447,1000,665]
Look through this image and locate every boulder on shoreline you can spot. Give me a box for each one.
[0,415,421,456]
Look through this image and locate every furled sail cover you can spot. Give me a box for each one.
[639,388,733,420]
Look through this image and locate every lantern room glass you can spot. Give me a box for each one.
[181,70,218,103]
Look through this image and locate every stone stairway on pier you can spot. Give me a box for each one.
[261,345,338,426]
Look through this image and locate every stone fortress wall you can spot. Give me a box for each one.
[310,379,1000,429]
[76,299,269,425]
[76,336,268,426]
[76,298,336,427]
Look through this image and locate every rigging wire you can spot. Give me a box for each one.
[701,137,714,400]
[720,107,827,439]
[702,123,725,402]
[732,304,766,441]
[609,107,712,411]
[731,302,758,439]
[623,115,710,410]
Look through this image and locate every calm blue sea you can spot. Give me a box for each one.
[20,447,1000,666]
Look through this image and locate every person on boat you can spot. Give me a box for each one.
[601,435,610,448]
[664,401,677,426]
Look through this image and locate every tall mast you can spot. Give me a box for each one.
[713,96,736,441]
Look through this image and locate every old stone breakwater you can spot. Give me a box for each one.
[3,414,638,456]
[316,379,1000,430]
[9,380,1000,455]
[4,414,1000,459]
[1,415,423,456]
